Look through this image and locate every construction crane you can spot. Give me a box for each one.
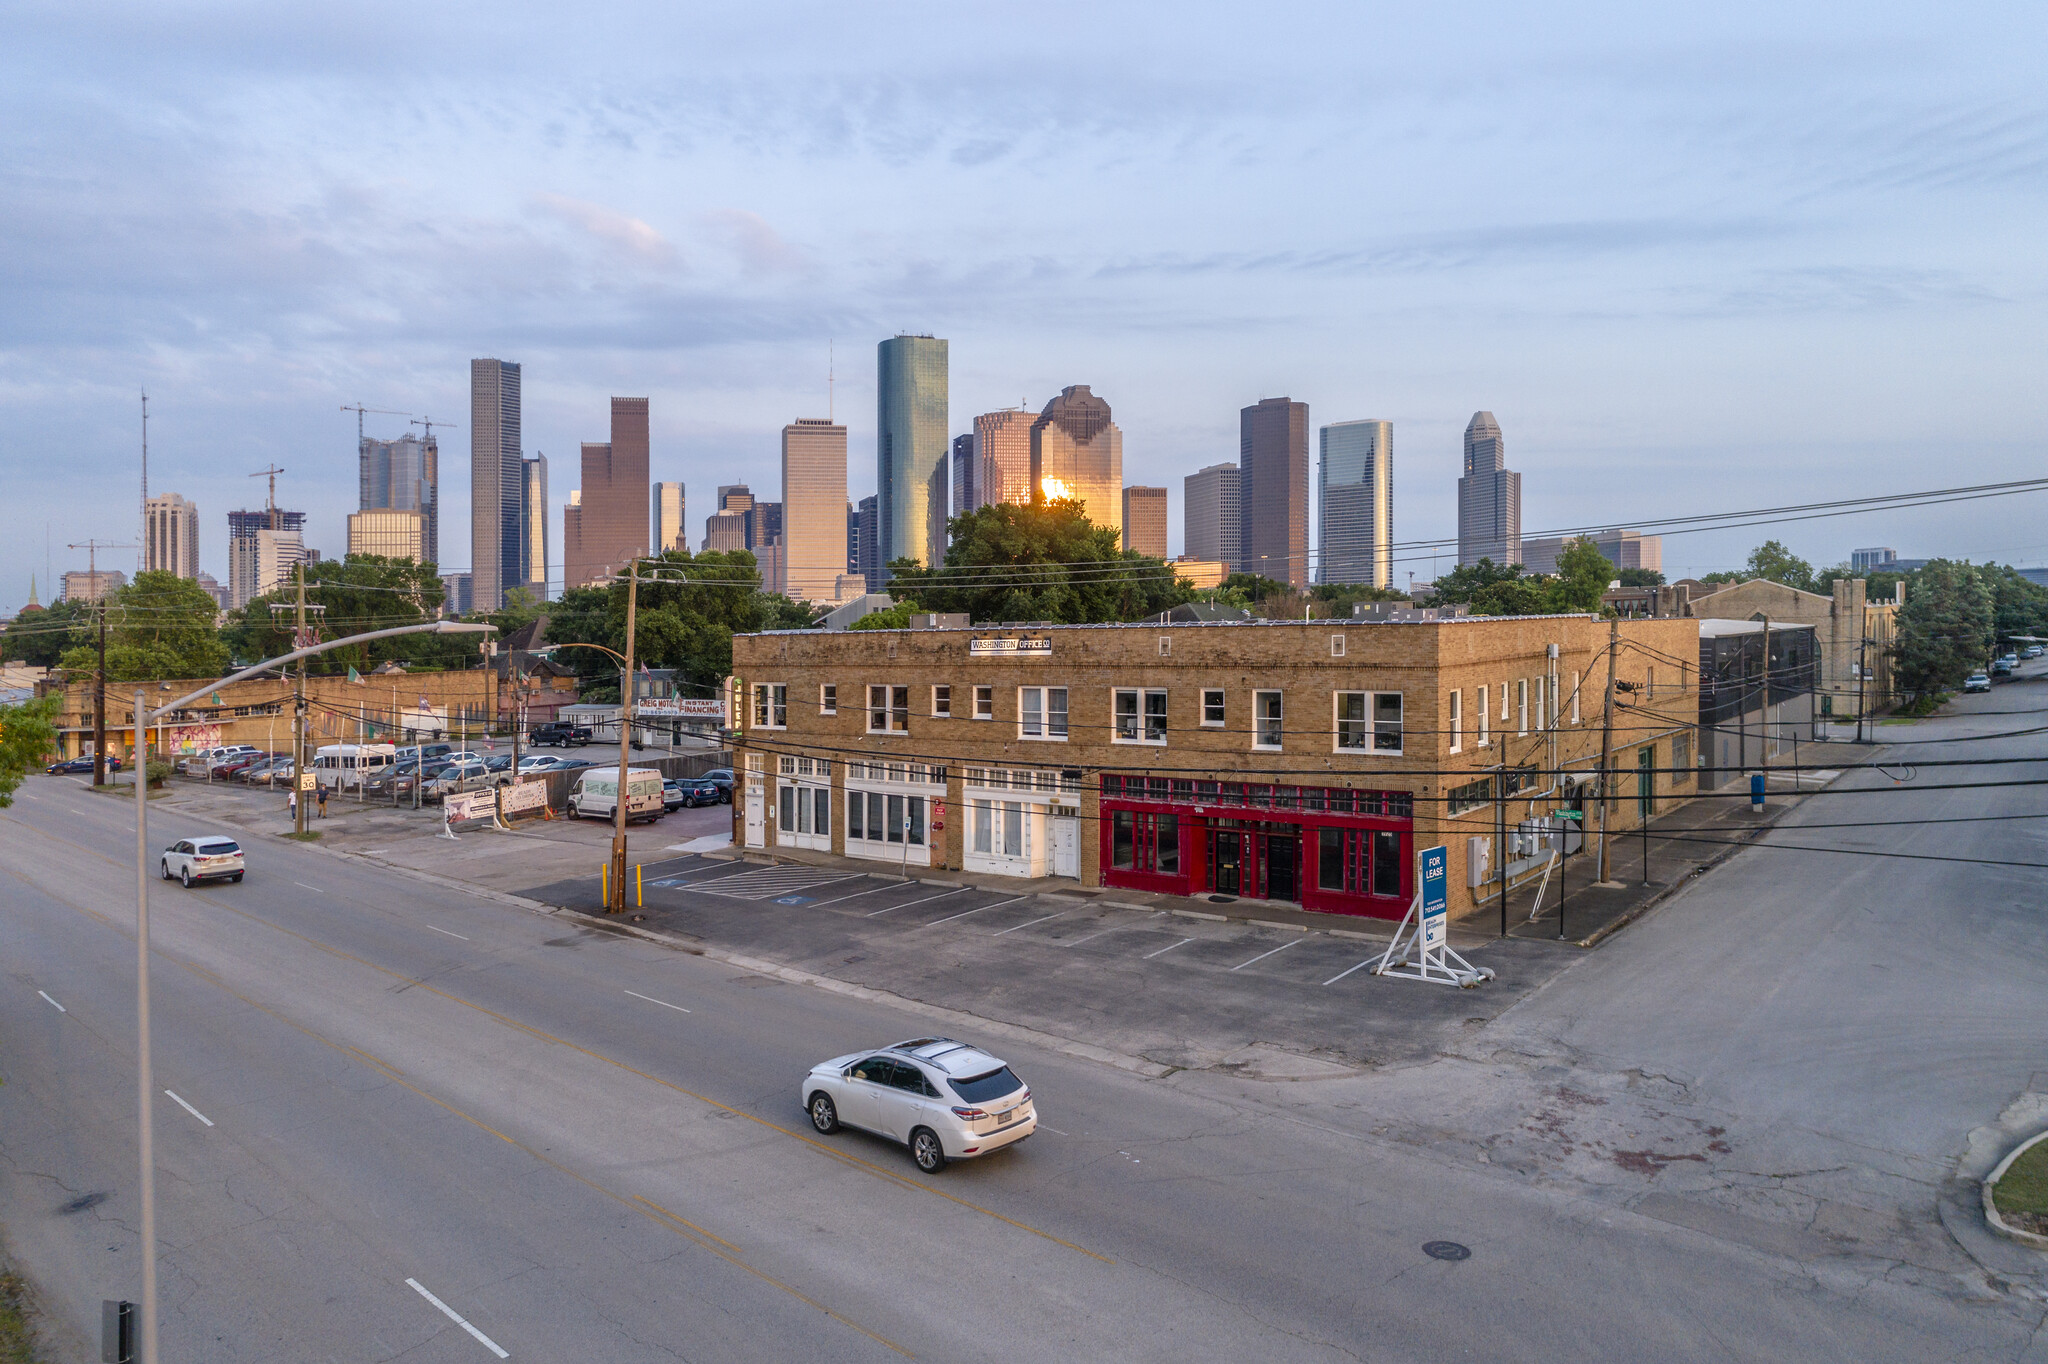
[340,404,414,446]
[411,414,456,447]
[249,465,285,529]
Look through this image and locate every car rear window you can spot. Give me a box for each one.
[198,841,241,855]
[947,1067,1023,1104]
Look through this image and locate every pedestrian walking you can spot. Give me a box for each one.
[287,789,298,821]
[316,783,328,818]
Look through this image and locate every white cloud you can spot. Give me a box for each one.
[530,193,680,269]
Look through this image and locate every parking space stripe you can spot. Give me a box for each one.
[1230,939,1302,971]
[1059,914,1159,948]
[165,1090,214,1127]
[1142,937,1196,960]
[37,990,65,1012]
[405,1278,509,1358]
[993,911,1066,936]
[1323,956,1378,986]
[803,881,898,908]
[624,989,692,1014]
[924,895,1025,927]
[865,887,962,917]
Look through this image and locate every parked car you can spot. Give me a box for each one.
[702,768,735,803]
[399,743,455,765]
[233,753,291,783]
[211,753,268,780]
[801,1038,1036,1174]
[1963,671,1993,693]
[421,761,500,802]
[531,722,594,748]
[160,836,245,887]
[45,755,117,774]
[365,766,423,798]
[668,776,722,808]
[1991,657,2014,677]
[518,754,594,776]
[183,744,260,775]
[2023,644,2044,660]
[566,767,665,823]
[485,754,516,774]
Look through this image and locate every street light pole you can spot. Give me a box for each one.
[126,618,492,1363]
[611,559,640,913]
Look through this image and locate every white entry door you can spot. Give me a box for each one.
[1051,814,1079,879]
[744,780,766,848]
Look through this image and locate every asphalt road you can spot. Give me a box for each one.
[3,678,2045,1360]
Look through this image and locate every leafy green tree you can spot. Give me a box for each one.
[1891,559,1995,698]
[1739,540,1815,593]
[0,596,95,668]
[0,694,60,806]
[756,594,821,630]
[1429,557,1523,606]
[1545,539,1617,614]
[1616,567,1665,588]
[1981,563,2048,647]
[544,551,770,701]
[224,556,464,674]
[884,500,1192,624]
[58,571,228,681]
[849,602,920,631]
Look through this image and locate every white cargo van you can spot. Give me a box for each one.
[568,766,666,823]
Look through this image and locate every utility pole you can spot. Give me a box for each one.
[610,559,640,912]
[139,389,148,576]
[1593,618,1620,884]
[1855,634,1870,744]
[68,539,133,785]
[295,564,310,835]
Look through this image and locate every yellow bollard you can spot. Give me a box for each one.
[636,863,643,908]
[601,862,607,904]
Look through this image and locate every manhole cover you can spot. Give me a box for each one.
[1422,1241,1470,1261]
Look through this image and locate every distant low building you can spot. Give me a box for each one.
[61,568,127,602]
[1170,557,1228,591]
[1521,529,1662,576]
[348,509,427,562]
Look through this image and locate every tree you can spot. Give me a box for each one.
[545,550,771,702]
[1545,539,1618,614]
[57,571,229,681]
[0,694,60,806]
[884,500,1193,624]
[223,556,464,674]
[1981,563,2048,647]
[1891,559,1994,699]
[1739,540,1815,593]
[849,602,919,631]
[1616,567,1665,588]
[1,597,95,669]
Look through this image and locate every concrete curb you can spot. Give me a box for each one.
[1982,1130,2048,1252]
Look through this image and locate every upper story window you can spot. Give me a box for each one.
[1253,690,1283,749]
[1018,686,1068,740]
[1516,678,1529,735]
[1448,689,1462,753]
[932,684,952,718]
[752,683,787,729]
[1335,691,1402,754]
[867,685,909,733]
[1201,689,1226,727]
[1477,685,1490,746]
[1113,688,1168,743]
[820,684,837,716]
[973,685,994,720]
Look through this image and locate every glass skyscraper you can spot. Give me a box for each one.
[1318,420,1392,588]
[360,433,439,567]
[470,358,522,611]
[876,335,949,573]
[1029,386,1122,536]
[521,454,549,597]
[1456,411,1521,568]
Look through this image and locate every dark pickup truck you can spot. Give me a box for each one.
[531,722,594,747]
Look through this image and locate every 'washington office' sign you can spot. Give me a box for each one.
[969,636,1052,657]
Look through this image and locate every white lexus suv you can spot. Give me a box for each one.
[802,1037,1036,1173]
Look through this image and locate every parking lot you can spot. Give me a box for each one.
[524,852,1581,1072]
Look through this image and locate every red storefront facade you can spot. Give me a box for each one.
[1099,776,1415,919]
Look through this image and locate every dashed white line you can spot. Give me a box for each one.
[1323,957,1377,986]
[293,881,325,893]
[924,895,1025,927]
[865,887,962,917]
[993,911,1067,936]
[164,1090,214,1127]
[624,989,692,1014]
[1230,939,1302,971]
[405,1278,509,1358]
[425,926,469,940]
[1142,937,1196,960]
[37,990,65,1013]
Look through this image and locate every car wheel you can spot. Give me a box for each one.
[910,1127,947,1173]
[808,1093,840,1134]
[180,868,193,888]
[231,873,243,883]
[161,860,173,880]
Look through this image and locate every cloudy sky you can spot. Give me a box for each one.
[5,1,2045,601]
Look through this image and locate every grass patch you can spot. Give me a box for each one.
[1993,1137,2048,1230]
[1890,692,1950,719]
[0,1264,46,1364]
[282,830,324,842]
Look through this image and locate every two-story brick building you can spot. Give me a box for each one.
[728,614,1702,921]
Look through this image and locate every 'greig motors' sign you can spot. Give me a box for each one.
[968,635,1052,657]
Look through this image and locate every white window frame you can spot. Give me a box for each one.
[1017,686,1068,741]
[867,684,908,734]
[1448,689,1462,754]
[932,684,952,718]
[1570,672,1581,724]
[1200,689,1226,727]
[1253,690,1284,750]
[972,684,994,720]
[1112,688,1168,744]
[1334,690,1404,755]
[819,683,837,716]
[1516,679,1528,736]
[752,682,787,729]
[1477,685,1490,746]
[1500,682,1511,722]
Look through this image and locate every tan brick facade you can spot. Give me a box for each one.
[730,615,1700,922]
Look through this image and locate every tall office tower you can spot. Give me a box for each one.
[974,407,1036,508]
[702,515,747,552]
[1122,486,1169,559]
[1184,463,1242,573]
[347,510,427,560]
[144,493,200,578]
[360,433,439,565]
[652,481,685,554]
[561,491,582,585]
[951,433,977,517]
[469,358,522,611]
[847,503,860,574]
[1457,411,1521,568]
[876,334,949,573]
[520,454,549,595]
[745,503,782,551]
[1318,419,1393,588]
[226,508,307,608]
[717,485,755,516]
[857,495,881,590]
[782,418,849,603]
[565,396,652,589]
[1240,397,1309,587]
[1030,386,1123,535]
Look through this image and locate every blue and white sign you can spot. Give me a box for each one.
[1420,844,1448,950]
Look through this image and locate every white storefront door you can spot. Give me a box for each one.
[1051,814,1079,878]
[744,780,766,848]
[777,780,831,851]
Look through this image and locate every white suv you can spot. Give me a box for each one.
[802,1037,1036,1173]
[161,837,246,887]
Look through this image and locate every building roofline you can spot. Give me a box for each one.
[742,612,1635,638]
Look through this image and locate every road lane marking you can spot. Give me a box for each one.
[37,990,65,1012]
[426,926,469,940]
[1231,939,1302,971]
[624,989,691,1014]
[803,881,896,908]
[864,887,962,917]
[1142,937,1195,960]
[404,1278,509,1358]
[293,881,325,893]
[925,895,1024,927]
[1324,956,1377,986]
[993,911,1067,936]
[164,1090,214,1127]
